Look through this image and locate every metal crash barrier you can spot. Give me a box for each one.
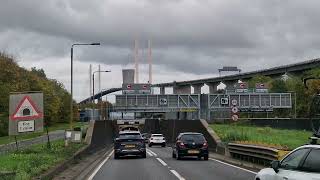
[228,143,289,165]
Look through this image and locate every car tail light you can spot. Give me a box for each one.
[151,138,153,140]
[203,141,208,148]
[177,141,185,148]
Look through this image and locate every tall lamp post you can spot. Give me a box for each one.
[70,43,100,130]
[99,88,109,120]
[92,70,111,120]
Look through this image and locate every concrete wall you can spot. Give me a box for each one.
[143,119,219,151]
[89,120,117,151]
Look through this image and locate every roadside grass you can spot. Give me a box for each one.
[210,124,311,150]
[0,139,85,179]
[0,122,87,145]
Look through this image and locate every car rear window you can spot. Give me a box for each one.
[180,134,205,142]
[301,149,320,173]
[152,134,163,137]
[119,133,141,139]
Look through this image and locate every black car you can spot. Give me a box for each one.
[172,132,209,160]
[114,131,146,159]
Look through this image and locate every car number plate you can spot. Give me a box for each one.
[188,150,199,154]
[125,144,135,148]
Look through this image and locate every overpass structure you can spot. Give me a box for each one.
[153,58,320,94]
[79,59,320,120]
[79,88,122,104]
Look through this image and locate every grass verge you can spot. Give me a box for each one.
[0,139,85,179]
[0,122,87,145]
[210,124,312,150]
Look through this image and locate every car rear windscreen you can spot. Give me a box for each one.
[152,134,163,137]
[119,133,141,139]
[181,134,205,142]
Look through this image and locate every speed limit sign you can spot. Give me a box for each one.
[231,99,237,106]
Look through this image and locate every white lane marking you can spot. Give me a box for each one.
[87,150,114,180]
[156,158,168,166]
[170,170,186,180]
[147,149,158,156]
[146,151,153,157]
[209,158,257,175]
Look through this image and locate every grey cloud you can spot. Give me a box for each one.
[1,0,320,76]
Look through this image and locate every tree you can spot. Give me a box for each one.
[247,75,272,89]
[270,79,287,93]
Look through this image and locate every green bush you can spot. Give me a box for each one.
[0,140,85,179]
[223,130,249,142]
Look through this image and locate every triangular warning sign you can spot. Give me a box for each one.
[10,96,43,120]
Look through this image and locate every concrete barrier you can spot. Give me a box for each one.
[88,120,117,151]
[86,119,221,152]
[143,119,219,151]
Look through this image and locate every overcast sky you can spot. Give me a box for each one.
[1,0,320,101]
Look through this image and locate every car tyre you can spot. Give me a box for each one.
[172,151,176,158]
[148,143,152,147]
[162,143,166,147]
[114,153,120,159]
[176,151,181,160]
[203,154,208,161]
[142,152,147,158]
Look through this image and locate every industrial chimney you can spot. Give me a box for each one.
[148,40,152,84]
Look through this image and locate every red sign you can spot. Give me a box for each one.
[10,96,43,121]
[142,85,147,89]
[127,84,132,89]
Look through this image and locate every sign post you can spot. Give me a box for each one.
[9,92,44,136]
[230,99,239,122]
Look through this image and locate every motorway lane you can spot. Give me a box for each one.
[92,151,178,180]
[91,147,256,180]
[149,147,257,180]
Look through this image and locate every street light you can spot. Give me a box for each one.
[92,70,111,120]
[70,43,100,130]
[99,88,109,120]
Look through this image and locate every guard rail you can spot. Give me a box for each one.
[228,143,289,166]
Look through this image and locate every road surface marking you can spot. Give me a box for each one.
[147,149,157,156]
[146,151,153,157]
[156,158,168,166]
[87,150,114,180]
[170,170,186,180]
[209,158,257,175]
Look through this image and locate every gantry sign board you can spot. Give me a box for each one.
[122,84,151,94]
[9,92,44,136]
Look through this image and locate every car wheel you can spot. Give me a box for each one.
[162,143,166,147]
[142,152,147,158]
[203,154,208,161]
[114,153,119,159]
[176,151,181,160]
[148,143,152,147]
[172,151,176,158]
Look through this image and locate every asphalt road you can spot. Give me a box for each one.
[90,147,257,180]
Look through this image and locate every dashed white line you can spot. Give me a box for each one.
[147,149,158,156]
[209,158,257,175]
[156,158,168,166]
[146,151,153,157]
[87,150,114,180]
[170,170,186,180]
